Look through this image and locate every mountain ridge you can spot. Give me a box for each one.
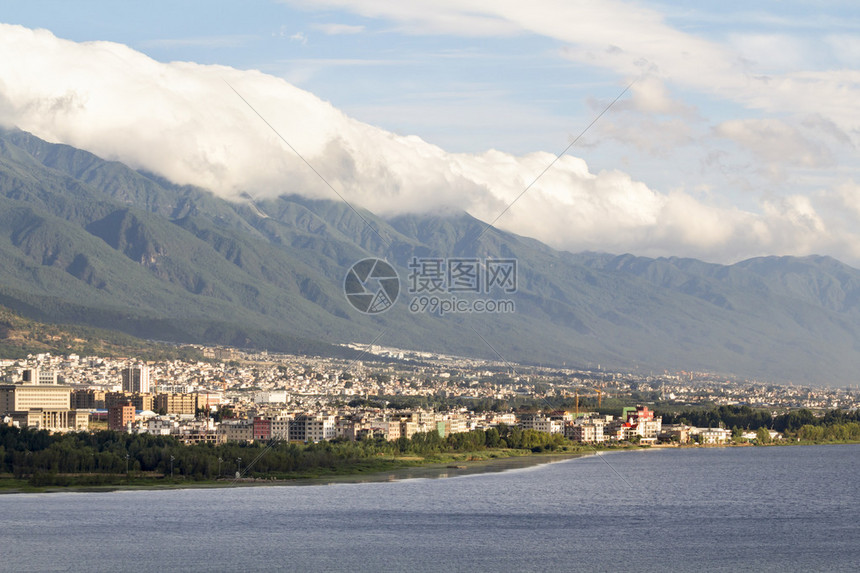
[1,128,859,384]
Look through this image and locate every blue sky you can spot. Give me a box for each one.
[1,1,859,263]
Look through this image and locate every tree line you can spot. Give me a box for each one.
[0,422,571,487]
[658,405,860,435]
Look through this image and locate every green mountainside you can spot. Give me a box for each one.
[0,304,204,362]
[1,128,859,384]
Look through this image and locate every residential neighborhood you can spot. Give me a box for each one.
[1,345,854,446]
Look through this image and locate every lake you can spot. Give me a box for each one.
[2,444,858,572]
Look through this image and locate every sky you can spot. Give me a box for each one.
[0,1,859,264]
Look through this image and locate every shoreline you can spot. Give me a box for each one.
[0,450,596,495]
[4,440,858,495]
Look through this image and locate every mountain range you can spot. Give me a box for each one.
[1,128,859,385]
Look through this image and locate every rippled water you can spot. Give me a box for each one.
[2,444,858,572]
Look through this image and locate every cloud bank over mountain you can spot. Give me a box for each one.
[1,22,859,264]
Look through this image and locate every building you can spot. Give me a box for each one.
[253,390,287,404]
[177,431,218,445]
[566,422,605,443]
[446,416,470,435]
[253,417,272,441]
[698,428,732,444]
[519,413,563,434]
[660,424,692,444]
[289,414,336,442]
[218,420,253,443]
[108,402,135,431]
[7,409,89,432]
[22,367,58,385]
[0,384,85,432]
[740,429,782,441]
[197,391,223,410]
[155,393,198,415]
[0,384,71,411]
[106,392,153,412]
[289,415,307,442]
[400,420,419,439]
[71,389,106,410]
[270,416,293,440]
[622,406,663,444]
[490,413,517,426]
[370,420,401,441]
[121,366,151,393]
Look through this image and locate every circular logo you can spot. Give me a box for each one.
[344,258,400,314]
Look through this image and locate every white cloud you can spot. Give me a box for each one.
[311,23,365,35]
[714,118,833,172]
[597,117,694,157]
[625,76,690,116]
[728,33,818,72]
[1,23,860,264]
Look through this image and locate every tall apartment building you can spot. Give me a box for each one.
[121,366,151,393]
[108,402,135,431]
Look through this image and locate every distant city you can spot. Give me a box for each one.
[3,343,858,447]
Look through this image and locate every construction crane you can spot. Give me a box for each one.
[572,386,604,415]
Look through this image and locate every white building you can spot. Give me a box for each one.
[254,390,287,404]
[698,428,732,444]
[566,422,605,443]
[121,366,150,393]
[22,367,58,385]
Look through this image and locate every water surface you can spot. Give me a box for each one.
[2,445,857,572]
